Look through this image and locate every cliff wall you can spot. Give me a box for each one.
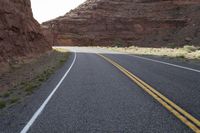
[44,0,200,47]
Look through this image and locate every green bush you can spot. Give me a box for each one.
[0,100,6,109]
[167,43,176,48]
[176,54,185,59]
[24,82,39,93]
[10,97,20,104]
[114,39,125,47]
[3,92,10,98]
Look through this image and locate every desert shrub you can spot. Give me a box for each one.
[167,43,176,48]
[3,92,10,98]
[0,100,6,109]
[183,45,199,53]
[10,97,20,104]
[114,39,125,47]
[176,54,185,59]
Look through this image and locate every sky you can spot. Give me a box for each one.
[31,0,86,23]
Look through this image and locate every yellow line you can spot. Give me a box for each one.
[98,54,200,133]
[112,59,200,127]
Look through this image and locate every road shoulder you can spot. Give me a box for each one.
[0,52,75,133]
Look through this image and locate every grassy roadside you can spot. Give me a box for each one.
[0,48,69,109]
[106,45,200,61]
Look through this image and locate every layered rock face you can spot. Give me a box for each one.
[44,0,200,47]
[0,0,51,62]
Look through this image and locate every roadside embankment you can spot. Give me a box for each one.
[0,48,69,109]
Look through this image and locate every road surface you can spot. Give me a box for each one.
[0,47,200,133]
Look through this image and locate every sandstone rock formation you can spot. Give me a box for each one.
[0,0,51,63]
[43,0,200,47]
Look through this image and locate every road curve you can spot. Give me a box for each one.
[104,53,200,121]
[1,47,200,133]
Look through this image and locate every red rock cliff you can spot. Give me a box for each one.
[0,0,51,62]
[43,0,200,47]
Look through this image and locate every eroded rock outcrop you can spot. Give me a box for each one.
[0,0,51,63]
[44,0,200,47]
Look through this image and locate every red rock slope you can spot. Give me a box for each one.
[43,0,200,47]
[0,0,51,62]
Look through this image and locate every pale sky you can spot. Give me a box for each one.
[31,0,86,23]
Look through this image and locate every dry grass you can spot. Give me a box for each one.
[106,45,200,60]
[53,47,69,53]
[0,48,69,109]
[0,100,6,109]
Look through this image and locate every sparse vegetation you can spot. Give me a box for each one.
[24,82,40,94]
[60,59,66,63]
[23,68,55,95]
[183,45,199,53]
[176,54,185,59]
[9,97,20,104]
[106,45,200,61]
[0,100,6,109]
[114,39,125,47]
[0,48,69,109]
[3,92,10,98]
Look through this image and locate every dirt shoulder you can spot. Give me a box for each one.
[0,48,69,109]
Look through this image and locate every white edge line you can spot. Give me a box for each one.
[20,52,77,133]
[128,54,200,73]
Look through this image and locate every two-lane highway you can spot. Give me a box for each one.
[26,52,192,133]
[1,47,199,133]
[98,54,200,132]
[103,53,200,121]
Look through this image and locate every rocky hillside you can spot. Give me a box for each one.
[43,0,200,47]
[0,0,51,63]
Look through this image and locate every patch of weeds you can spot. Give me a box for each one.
[9,97,20,104]
[20,82,26,86]
[59,59,66,63]
[183,45,199,53]
[0,100,6,109]
[44,68,54,77]
[7,90,13,95]
[167,43,176,48]
[24,68,55,95]
[8,59,21,71]
[36,68,54,82]
[10,64,21,70]
[24,82,40,94]
[37,75,46,82]
[114,39,125,47]
[0,50,70,108]
[3,92,10,98]
[176,54,185,59]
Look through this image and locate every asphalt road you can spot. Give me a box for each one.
[1,47,200,133]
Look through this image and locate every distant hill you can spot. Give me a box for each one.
[43,0,200,47]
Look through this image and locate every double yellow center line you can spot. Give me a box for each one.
[98,54,200,133]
